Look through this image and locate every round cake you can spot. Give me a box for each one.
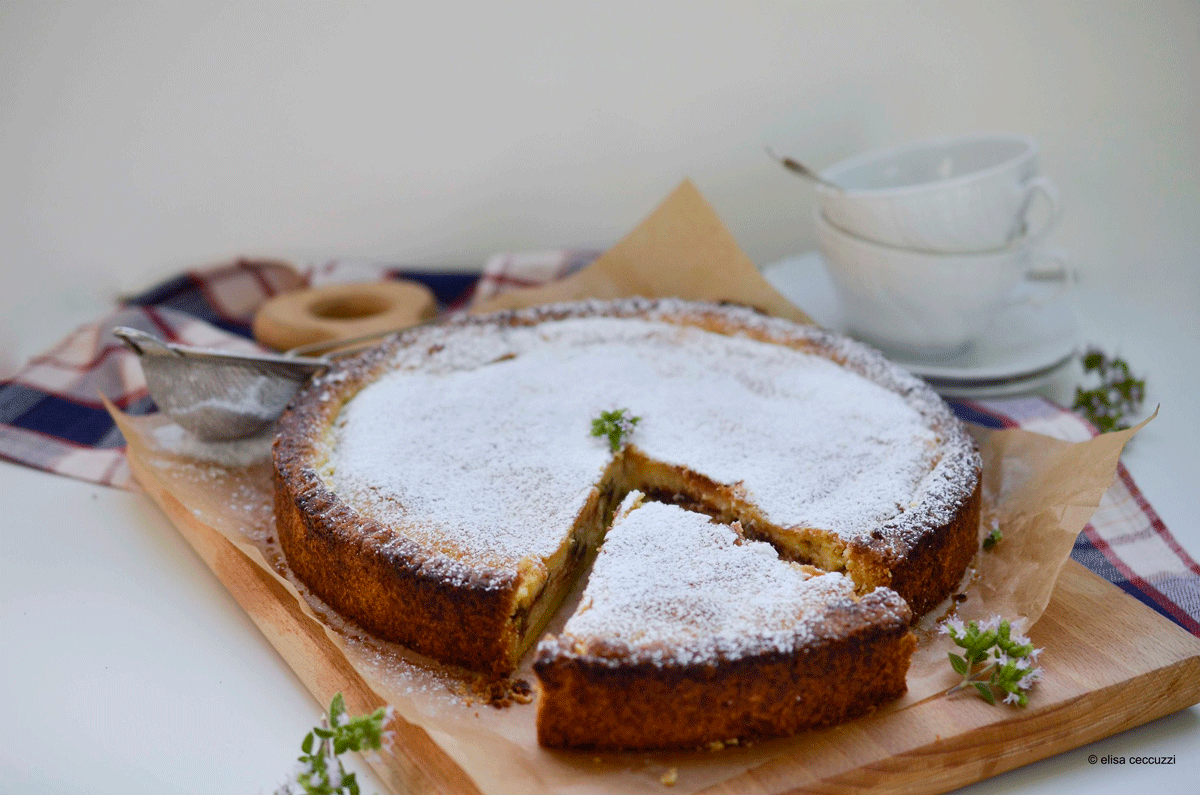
[272,298,982,747]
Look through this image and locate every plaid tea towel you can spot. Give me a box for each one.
[0,259,478,487]
[1,253,1197,637]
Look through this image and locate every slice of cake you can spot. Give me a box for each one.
[533,493,917,751]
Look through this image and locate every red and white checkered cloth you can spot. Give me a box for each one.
[2,252,1197,635]
[0,258,475,488]
[0,260,300,488]
[470,249,600,304]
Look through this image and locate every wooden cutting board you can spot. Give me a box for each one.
[128,451,1200,795]
[705,561,1200,794]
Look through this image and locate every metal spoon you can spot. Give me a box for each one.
[765,146,843,191]
[113,327,332,441]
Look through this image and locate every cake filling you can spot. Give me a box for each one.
[510,456,626,661]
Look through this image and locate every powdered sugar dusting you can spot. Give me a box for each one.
[151,422,274,467]
[322,312,943,567]
[552,496,867,665]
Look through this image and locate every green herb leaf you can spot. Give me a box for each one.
[973,682,996,704]
[278,693,392,795]
[590,408,642,452]
[983,528,1002,550]
[1072,347,1145,432]
[943,615,1044,708]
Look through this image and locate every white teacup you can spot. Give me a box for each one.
[815,209,1068,358]
[817,134,1060,253]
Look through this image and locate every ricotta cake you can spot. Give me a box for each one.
[272,298,981,746]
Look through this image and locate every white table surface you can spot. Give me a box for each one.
[2,261,1198,795]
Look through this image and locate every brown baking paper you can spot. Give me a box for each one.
[470,180,813,325]
[109,180,1144,795]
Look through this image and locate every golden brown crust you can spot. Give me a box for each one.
[273,455,525,672]
[861,480,983,617]
[533,590,917,751]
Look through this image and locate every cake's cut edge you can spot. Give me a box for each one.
[274,439,628,676]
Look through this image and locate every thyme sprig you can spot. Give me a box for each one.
[942,616,1043,707]
[591,408,641,452]
[276,693,392,795]
[1073,348,1145,433]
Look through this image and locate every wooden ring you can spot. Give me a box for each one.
[252,280,438,352]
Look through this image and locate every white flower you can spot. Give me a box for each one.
[1003,691,1022,705]
[939,618,966,637]
[1028,646,1043,661]
[980,615,1003,632]
[1006,616,1031,639]
[293,758,316,780]
[994,650,1010,668]
[1018,668,1044,690]
[273,780,302,795]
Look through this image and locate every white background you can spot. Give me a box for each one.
[3,1,1198,359]
[2,2,1198,794]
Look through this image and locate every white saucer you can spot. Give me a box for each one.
[916,358,1075,399]
[762,251,1079,387]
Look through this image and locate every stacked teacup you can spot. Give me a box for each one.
[814,134,1064,360]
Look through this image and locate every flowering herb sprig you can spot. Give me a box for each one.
[276,693,392,795]
[942,616,1043,707]
[591,408,641,452]
[983,528,1003,550]
[1073,347,1146,433]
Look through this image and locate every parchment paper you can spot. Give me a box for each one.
[470,180,813,325]
[110,180,1142,795]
